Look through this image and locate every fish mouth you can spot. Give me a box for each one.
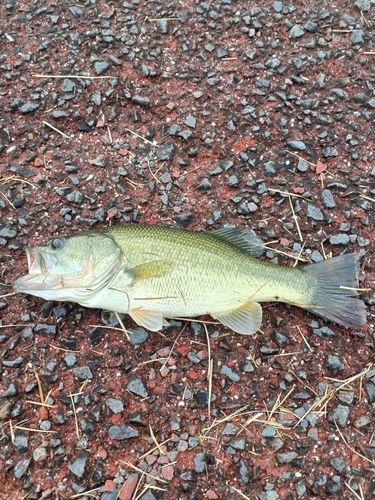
[13,247,61,292]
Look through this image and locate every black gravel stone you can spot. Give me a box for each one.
[72,366,93,380]
[363,379,375,403]
[14,456,32,479]
[20,102,39,114]
[287,140,306,150]
[94,61,110,75]
[276,451,298,464]
[197,178,212,190]
[173,213,192,227]
[131,95,150,107]
[157,142,176,161]
[128,328,149,345]
[329,457,346,473]
[3,357,24,368]
[67,451,89,477]
[127,374,148,398]
[107,424,139,440]
[325,355,344,371]
[328,405,350,427]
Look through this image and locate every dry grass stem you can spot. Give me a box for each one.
[71,487,101,498]
[289,195,303,242]
[120,460,168,484]
[335,421,375,467]
[204,324,213,421]
[139,439,171,460]
[269,186,312,201]
[25,400,55,408]
[33,74,115,79]
[345,481,364,500]
[69,393,80,440]
[149,424,165,455]
[49,343,80,353]
[294,365,372,427]
[359,193,375,203]
[0,190,15,208]
[114,311,130,340]
[106,125,113,144]
[261,243,309,263]
[231,486,252,499]
[42,120,72,140]
[34,369,45,404]
[125,127,159,147]
[296,326,313,352]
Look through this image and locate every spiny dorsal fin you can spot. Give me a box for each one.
[211,228,265,257]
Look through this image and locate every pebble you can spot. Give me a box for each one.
[128,328,149,344]
[276,451,298,464]
[194,452,206,473]
[131,95,150,107]
[220,365,240,382]
[107,425,139,440]
[363,380,375,403]
[95,61,110,75]
[321,189,336,208]
[328,405,350,427]
[297,158,309,172]
[287,140,306,150]
[67,451,89,477]
[306,203,325,221]
[13,432,28,452]
[20,102,39,114]
[157,142,176,161]
[325,355,344,371]
[127,375,148,398]
[3,357,24,368]
[329,234,349,245]
[239,459,249,483]
[322,147,338,158]
[14,457,32,479]
[105,398,124,414]
[289,25,305,38]
[185,115,196,128]
[72,366,93,380]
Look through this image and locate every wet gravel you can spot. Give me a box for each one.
[0,0,375,499]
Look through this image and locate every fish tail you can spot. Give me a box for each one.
[303,253,366,328]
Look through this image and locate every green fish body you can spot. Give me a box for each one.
[12,225,366,334]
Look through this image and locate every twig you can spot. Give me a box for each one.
[33,74,116,79]
[42,121,72,140]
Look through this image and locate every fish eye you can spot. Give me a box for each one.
[50,237,66,251]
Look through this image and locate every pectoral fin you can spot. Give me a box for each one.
[129,308,165,331]
[213,302,262,334]
[108,259,175,293]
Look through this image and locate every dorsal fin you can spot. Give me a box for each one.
[211,228,265,257]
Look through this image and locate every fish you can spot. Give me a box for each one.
[12,224,366,334]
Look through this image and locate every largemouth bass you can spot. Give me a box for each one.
[12,225,366,334]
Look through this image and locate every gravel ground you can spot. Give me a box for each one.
[1,0,375,499]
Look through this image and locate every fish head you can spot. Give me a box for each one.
[13,232,122,301]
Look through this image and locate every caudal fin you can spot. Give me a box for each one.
[304,253,366,328]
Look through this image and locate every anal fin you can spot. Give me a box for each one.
[129,308,165,331]
[212,302,262,335]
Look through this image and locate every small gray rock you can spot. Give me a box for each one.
[351,29,364,45]
[3,357,24,368]
[14,456,32,479]
[297,158,309,172]
[194,452,206,473]
[325,355,344,371]
[66,190,84,204]
[0,226,17,239]
[184,115,196,128]
[289,25,305,39]
[107,424,139,440]
[329,457,346,473]
[221,365,240,382]
[62,79,76,92]
[67,451,89,477]
[157,142,176,161]
[105,398,124,414]
[273,1,283,12]
[229,438,245,450]
[72,366,93,380]
[132,95,150,107]
[276,451,298,464]
[329,234,349,245]
[287,140,306,151]
[128,328,149,344]
[127,374,148,398]
[94,61,110,75]
[307,204,324,221]
[328,405,350,427]
[363,380,375,403]
[65,354,76,367]
[239,459,249,483]
[321,189,336,208]
[20,102,39,114]
[295,479,306,497]
[322,147,338,158]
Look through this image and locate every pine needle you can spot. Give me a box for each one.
[42,120,72,140]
